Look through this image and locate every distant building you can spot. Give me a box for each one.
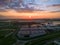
[16,22,46,38]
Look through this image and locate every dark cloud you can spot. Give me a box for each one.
[49,11,60,13]
[0,8,7,12]
[47,4,60,7]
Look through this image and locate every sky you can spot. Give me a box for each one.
[0,0,60,19]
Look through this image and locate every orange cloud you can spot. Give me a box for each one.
[0,9,60,19]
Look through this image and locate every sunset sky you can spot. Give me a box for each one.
[0,0,60,19]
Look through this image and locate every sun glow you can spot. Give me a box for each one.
[0,9,60,19]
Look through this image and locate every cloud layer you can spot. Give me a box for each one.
[0,0,60,19]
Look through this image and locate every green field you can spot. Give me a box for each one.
[0,22,60,45]
[25,31,60,45]
[0,22,17,45]
[0,30,16,45]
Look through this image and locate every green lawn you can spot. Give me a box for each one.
[0,22,17,45]
[0,34,16,45]
[43,42,56,45]
[0,30,11,38]
[0,30,16,45]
